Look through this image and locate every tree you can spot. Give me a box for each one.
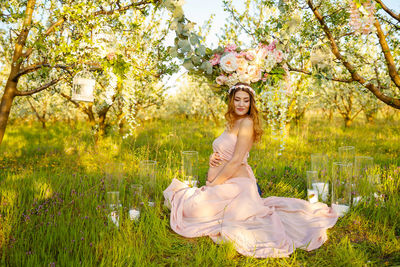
[0,0,170,146]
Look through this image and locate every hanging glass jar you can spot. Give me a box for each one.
[71,69,95,102]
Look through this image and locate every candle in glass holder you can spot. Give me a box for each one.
[331,203,350,217]
[129,208,140,221]
[183,179,198,188]
[312,182,329,202]
[307,189,318,204]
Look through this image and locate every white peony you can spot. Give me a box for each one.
[220,53,238,73]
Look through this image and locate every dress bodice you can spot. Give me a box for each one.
[212,131,249,164]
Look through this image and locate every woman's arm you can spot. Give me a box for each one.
[209,118,254,186]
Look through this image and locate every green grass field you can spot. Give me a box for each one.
[0,116,399,266]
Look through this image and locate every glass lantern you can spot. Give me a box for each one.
[331,162,353,217]
[93,26,116,58]
[72,69,95,102]
[181,151,199,187]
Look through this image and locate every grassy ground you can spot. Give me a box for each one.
[0,115,399,266]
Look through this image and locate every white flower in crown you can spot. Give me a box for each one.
[220,53,238,73]
[226,73,239,88]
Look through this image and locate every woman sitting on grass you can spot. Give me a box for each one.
[163,83,338,258]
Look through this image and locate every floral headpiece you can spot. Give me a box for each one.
[228,84,255,96]
[209,41,286,95]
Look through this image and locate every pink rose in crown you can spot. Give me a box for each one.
[245,50,256,61]
[274,50,284,63]
[216,75,228,85]
[209,54,221,66]
[236,58,248,75]
[224,44,237,53]
[266,40,276,52]
[107,52,116,61]
[220,53,238,73]
[237,51,247,58]
[262,72,269,82]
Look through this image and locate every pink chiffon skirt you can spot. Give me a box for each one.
[163,177,338,258]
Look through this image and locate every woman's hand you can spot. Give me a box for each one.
[209,152,223,167]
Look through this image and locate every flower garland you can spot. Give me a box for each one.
[162,0,292,153]
[209,41,286,89]
[348,0,375,35]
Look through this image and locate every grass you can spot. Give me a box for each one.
[0,115,399,266]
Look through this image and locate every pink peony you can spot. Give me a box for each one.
[266,40,276,52]
[216,75,228,85]
[238,73,251,84]
[247,65,262,82]
[274,50,284,63]
[209,54,221,66]
[224,43,237,53]
[236,58,248,74]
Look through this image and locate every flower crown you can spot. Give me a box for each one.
[209,41,285,95]
[228,84,255,96]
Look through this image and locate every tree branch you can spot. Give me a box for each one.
[375,0,400,22]
[373,18,400,88]
[307,0,400,109]
[16,62,73,79]
[15,78,62,96]
[286,63,353,83]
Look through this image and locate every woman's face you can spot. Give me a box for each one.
[233,90,251,117]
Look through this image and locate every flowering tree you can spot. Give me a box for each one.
[0,0,174,146]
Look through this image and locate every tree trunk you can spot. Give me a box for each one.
[0,82,17,145]
[344,117,353,127]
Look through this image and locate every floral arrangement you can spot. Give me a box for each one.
[208,41,287,90]
[348,0,375,35]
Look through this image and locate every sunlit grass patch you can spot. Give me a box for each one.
[0,116,399,265]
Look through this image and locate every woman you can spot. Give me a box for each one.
[163,83,338,258]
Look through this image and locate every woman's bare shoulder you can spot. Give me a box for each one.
[239,117,253,128]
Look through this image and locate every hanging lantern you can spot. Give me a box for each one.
[93,26,116,58]
[310,40,331,69]
[72,69,95,102]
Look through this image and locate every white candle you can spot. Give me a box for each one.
[312,182,329,202]
[109,211,119,227]
[353,196,362,206]
[183,180,198,187]
[129,209,140,221]
[307,189,318,204]
[331,203,350,217]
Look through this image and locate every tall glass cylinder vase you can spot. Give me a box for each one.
[331,162,352,217]
[338,146,355,164]
[128,184,143,221]
[106,191,121,227]
[311,153,329,179]
[181,151,199,187]
[139,160,157,189]
[353,156,373,205]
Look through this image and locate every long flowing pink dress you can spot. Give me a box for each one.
[163,131,338,258]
